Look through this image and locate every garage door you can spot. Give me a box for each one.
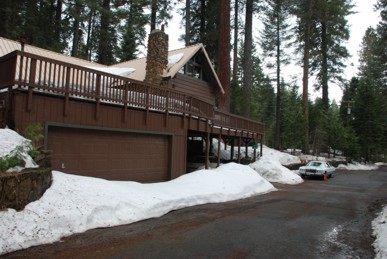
[47,126,171,182]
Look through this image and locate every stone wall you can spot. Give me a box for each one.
[145,29,169,85]
[0,168,52,211]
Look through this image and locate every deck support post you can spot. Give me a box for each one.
[260,135,263,157]
[205,132,210,169]
[217,128,222,167]
[237,136,241,164]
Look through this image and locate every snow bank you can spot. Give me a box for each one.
[261,145,301,165]
[373,205,387,259]
[0,163,275,255]
[337,162,379,170]
[250,155,303,185]
[0,129,38,171]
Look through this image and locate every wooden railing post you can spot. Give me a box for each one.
[165,90,169,127]
[145,85,149,125]
[123,82,128,122]
[95,74,101,120]
[64,66,71,116]
[26,58,37,112]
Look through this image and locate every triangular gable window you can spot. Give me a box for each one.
[178,54,208,82]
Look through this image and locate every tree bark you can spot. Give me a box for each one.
[98,0,111,65]
[321,20,329,109]
[185,0,191,46]
[71,0,81,57]
[219,0,230,111]
[199,0,206,41]
[232,0,239,83]
[242,0,253,117]
[150,0,157,32]
[274,1,281,150]
[302,0,314,154]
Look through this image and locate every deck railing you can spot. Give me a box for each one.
[0,50,264,135]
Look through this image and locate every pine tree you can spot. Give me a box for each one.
[292,0,316,153]
[260,0,292,150]
[242,0,253,118]
[311,0,353,108]
[0,0,24,39]
[149,0,173,32]
[280,84,303,152]
[117,0,148,61]
[352,28,386,161]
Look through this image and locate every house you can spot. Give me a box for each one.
[0,31,264,183]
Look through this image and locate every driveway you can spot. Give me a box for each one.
[4,166,387,258]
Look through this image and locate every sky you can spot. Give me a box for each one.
[0,128,384,257]
[163,0,381,103]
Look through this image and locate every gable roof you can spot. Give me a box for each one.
[112,43,224,94]
[0,37,224,94]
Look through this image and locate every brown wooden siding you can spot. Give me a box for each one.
[0,51,265,182]
[168,74,217,105]
[11,92,187,180]
[47,126,170,182]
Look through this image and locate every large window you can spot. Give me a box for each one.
[178,54,208,82]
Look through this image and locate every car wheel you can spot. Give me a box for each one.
[301,174,305,179]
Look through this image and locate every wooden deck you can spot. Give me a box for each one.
[0,50,265,180]
[0,50,264,135]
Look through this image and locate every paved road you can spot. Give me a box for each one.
[4,166,387,259]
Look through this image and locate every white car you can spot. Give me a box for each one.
[299,161,335,179]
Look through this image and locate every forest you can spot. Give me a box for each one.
[0,0,386,162]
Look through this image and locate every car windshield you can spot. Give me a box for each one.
[307,162,321,167]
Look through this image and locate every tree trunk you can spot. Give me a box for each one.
[274,2,281,150]
[219,0,230,111]
[242,0,253,117]
[199,0,206,41]
[55,0,62,43]
[85,8,95,61]
[98,0,111,65]
[185,0,191,46]
[232,0,239,82]
[71,0,81,57]
[151,0,157,32]
[321,20,329,109]
[302,0,314,154]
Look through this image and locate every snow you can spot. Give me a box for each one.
[250,155,303,185]
[85,66,136,77]
[337,162,379,171]
[373,206,387,259]
[0,128,385,257]
[0,128,38,171]
[167,53,184,69]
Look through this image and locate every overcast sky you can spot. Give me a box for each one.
[164,0,381,102]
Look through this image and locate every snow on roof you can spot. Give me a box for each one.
[85,66,136,77]
[167,53,184,69]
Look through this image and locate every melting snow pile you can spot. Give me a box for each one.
[250,154,303,185]
[373,206,387,259]
[337,162,379,170]
[0,129,38,171]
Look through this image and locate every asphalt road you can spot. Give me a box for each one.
[3,166,387,259]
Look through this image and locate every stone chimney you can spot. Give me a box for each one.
[145,27,169,85]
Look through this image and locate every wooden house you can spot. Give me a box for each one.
[0,31,264,183]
